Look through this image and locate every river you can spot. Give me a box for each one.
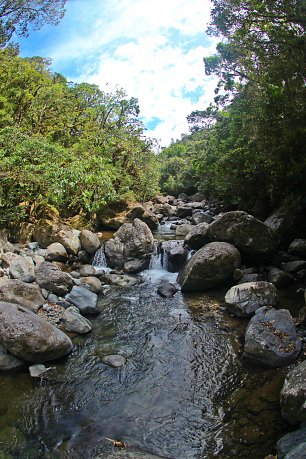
[0,230,291,459]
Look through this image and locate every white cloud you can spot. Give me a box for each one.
[31,0,220,146]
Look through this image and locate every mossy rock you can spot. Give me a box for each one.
[0,451,13,459]
[0,426,26,449]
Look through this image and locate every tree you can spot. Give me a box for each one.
[0,0,66,46]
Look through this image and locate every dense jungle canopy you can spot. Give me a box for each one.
[0,0,305,229]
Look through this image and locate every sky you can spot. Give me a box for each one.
[18,0,218,147]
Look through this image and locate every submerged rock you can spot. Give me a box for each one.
[102,354,126,368]
[157,282,178,298]
[0,301,73,363]
[243,307,301,368]
[178,242,241,292]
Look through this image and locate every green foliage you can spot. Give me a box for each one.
[0,48,160,228]
[160,0,306,212]
[0,0,67,46]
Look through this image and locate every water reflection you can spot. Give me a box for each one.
[0,273,289,459]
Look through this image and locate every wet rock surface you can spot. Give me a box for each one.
[243,307,302,368]
[280,360,306,425]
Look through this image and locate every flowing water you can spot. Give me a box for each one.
[0,248,292,459]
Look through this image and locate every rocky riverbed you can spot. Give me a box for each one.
[0,193,305,458]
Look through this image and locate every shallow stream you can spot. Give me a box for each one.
[0,231,295,459]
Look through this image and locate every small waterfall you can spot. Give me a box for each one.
[92,245,110,272]
[149,242,166,271]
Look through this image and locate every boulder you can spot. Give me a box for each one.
[0,231,8,254]
[159,203,177,217]
[80,276,102,293]
[208,211,277,261]
[0,278,45,312]
[80,229,101,254]
[154,194,172,204]
[160,240,188,272]
[184,222,210,250]
[288,239,306,258]
[1,251,19,267]
[268,267,294,288]
[0,301,73,363]
[264,197,306,246]
[62,306,92,334]
[102,354,126,368]
[177,205,193,218]
[178,242,241,292]
[35,261,75,296]
[283,443,306,459]
[191,211,213,225]
[175,223,193,237]
[104,218,154,273]
[126,205,159,230]
[0,344,24,370]
[65,286,99,314]
[79,264,97,277]
[53,229,81,255]
[124,258,149,273]
[282,260,306,273]
[225,282,277,317]
[243,307,302,368]
[45,242,68,262]
[157,282,178,298]
[7,255,35,283]
[280,360,306,425]
[276,426,306,459]
[101,273,138,287]
[32,219,61,248]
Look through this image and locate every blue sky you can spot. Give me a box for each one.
[18,0,218,146]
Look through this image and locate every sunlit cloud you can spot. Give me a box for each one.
[18,0,219,146]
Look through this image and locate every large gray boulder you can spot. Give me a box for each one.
[178,242,241,292]
[0,301,73,363]
[0,278,45,312]
[208,211,277,260]
[184,222,210,250]
[53,229,81,255]
[65,285,99,314]
[35,261,75,296]
[225,281,277,317]
[80,229,101,254]
[33,219,61,248]
[104,218,154,273]
[280,360,306,425]
[243,307,301,368]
